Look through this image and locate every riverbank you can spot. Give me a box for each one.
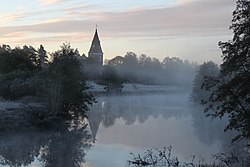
[87,81,191,96]
[0,83,191,131]
[0,101,41,131]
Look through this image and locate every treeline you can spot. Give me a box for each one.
[81,52,197,93]
[0,44,94,129]
[102,52,197,85]
[0,42,197,127]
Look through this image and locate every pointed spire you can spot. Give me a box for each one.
[88,26,103,65]
[89,27,103,54]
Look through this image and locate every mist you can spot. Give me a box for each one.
[82,52,197,88]
[1,0,249,165]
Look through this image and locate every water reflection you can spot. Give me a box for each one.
[86,93,248,167]
[87,94,188,142]
[0,93,246,167]
[189,104,228,145]
[0,124,92,167]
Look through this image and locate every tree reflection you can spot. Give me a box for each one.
[188,104,228,145]
[87,94,187,140]
[0,132,46,166]
[189,103,250,165]
[0,124,92,167]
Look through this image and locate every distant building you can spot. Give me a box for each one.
[88,28,103,65]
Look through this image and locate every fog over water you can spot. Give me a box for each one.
[0,89,234,167]
[85,91,229,167]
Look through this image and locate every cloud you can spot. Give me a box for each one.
[0,0,235,49]
[1,32,86,47]
[39,0,68,6]
[176,0,197,5]
[3,31,28,38]
[3,1,233,31]
[0,11,27,25]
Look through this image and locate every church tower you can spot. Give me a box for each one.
[88,28,103,65]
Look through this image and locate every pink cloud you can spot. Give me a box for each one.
[39,0,68,5]
[0,0,235,58]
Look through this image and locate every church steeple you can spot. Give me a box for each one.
[88,27,103,65]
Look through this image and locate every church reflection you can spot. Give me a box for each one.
[87,94,188,142]
[1,93,241,167]
[87,94,243,150]
[0,94,188,167]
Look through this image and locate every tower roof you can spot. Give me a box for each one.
[88,29,103,54]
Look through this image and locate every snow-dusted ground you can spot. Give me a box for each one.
[0,101,22,111]
[0,83,189,110]
[86,81,189,94]
[0,100,43,111]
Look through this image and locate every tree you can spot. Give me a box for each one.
[98,65,124,93]
[0,46,37,74]
[46,44,95,121]
[108,56,124,66]
[121,52,139,82]
[203,0,250,141]
[123,52,138,67]
[0,45,41,100]
[37,45,48,69]
[22,45,39,67]
[191,61,219,103]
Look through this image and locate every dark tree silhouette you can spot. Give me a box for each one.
[0,46,37,74]
[191,61,219,104]
[0,45,40,100]
[0,126,92,167]
[203,0,250,141]
[46,43,95,122]
[98,65,124,93]
[37,45,48,69]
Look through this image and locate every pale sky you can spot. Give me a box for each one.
[0,0,236,64]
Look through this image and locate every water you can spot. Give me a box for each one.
[85,92,227,167]
[0,90,229,167]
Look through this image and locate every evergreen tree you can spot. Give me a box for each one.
[38,45,48,69]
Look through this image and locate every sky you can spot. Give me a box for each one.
[0,0,236,64]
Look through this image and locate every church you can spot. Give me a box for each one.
[88,28,103,65]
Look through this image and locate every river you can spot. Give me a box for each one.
[85,91,228,167]
[0,90,231,167]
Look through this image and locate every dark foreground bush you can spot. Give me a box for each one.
[127,146,250,167]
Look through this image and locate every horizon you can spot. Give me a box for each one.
[0,0,235,64]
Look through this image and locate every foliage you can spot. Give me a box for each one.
[0,43,94,129]
[128,147,250,167]
[0,71,37,100]
[45,43,95,122]
[128,146,181,167]
[0,45,38,74]
[98,65,125,93]
[0,45,49,100]
[128,147,213,167]
[106,52,196,85]
[191,61,219,103]
[202,0,250,141]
